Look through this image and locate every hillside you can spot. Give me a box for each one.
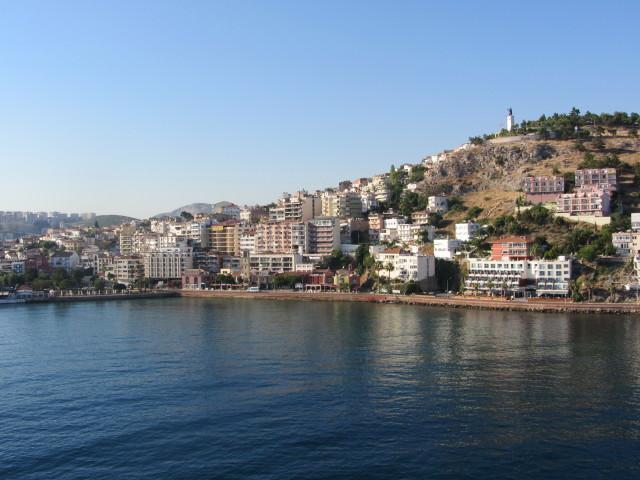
[153,201,235,218]
[88,215,138,227]
[416,136,640,223]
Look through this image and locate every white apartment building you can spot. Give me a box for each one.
[427,196,448,214]
[632,213,640,232]
[455,222,481,242]
[239,231,256,255]
[383,217,407,230]
[397,223,434,243]
[50,251,80,271]
[465,256,572,296]
[249,253,302,274]
[143,246,193,280]
[612,231,640,257]
[372,248,436,288]
[434,238,462,259]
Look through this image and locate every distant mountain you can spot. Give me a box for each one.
[153,201,235,218]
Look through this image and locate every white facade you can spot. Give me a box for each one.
[465,256,572,296]
[397,223,434,243]
[372,249,436,283]
[249,253,302,274]
[427,196,448,214]
[50,251,80,271]
[632,213,640,232]
[143,246,193,279]
[434,238,462,259]
[455,222,480,242]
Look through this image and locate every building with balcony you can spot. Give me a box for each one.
[575,168,617,192]
[455,222,481,242]
[307,217,340,255]
[434,238,462,259]
[465,256,572,296]
[490,236,532,260]
[523,175,565,202]
[372,247,436,290]
[556,190,610,217]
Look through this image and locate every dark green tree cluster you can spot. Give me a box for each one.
[318,249,354,271]
[578,152,625,170]
[470,109,639,142]
[271,274,305,289]
[399,191,427,217]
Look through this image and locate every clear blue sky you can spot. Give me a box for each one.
[1,1,638,218]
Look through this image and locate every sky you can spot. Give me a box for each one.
[0,0,639,218]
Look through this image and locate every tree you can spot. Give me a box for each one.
[113,283,127,291]
[385,262,394,291]
[180,211,194,221]
[93,278,106,290]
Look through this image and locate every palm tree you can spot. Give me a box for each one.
[373,261,384,293]
[385,262,394,293]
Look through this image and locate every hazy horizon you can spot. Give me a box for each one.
[1,1,639,218]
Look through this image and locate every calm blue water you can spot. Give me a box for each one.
[1,298,640,479]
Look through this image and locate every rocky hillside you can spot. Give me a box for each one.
[415,135,640,221]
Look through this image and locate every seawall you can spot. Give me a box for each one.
[179,290,640,314]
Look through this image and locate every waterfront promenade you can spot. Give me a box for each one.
[180,289,640,314]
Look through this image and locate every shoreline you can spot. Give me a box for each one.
[0,291,179,306]
[179,290,640,314]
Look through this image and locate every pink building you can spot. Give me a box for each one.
[575,168,617,192]
[523,175,564,203]
[556,190,610,216]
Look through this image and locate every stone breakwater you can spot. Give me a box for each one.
[180,290,640,314]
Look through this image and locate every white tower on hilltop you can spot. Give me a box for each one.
[506,108,514,132]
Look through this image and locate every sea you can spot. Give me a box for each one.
[1,297,639,479]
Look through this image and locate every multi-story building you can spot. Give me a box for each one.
[143,246,193,280]
[632,213,640,232]
[612,231,640,257]
[269,192,321,222]
[255,221,306,254]
[49,251,80,271]
[114,256,144,286]
[490,236,532,261]
[411,211,431,226]
[118,225,135,255]
[434,238,462,259]
[575,168,617,192]
[307,217,340,255]
[427,196,448,214]
[455,222,481,242]
[239,230,256,255]
[209,221,241,256]
[397,223,434,243]
[465,256,572,297]
[523,175,565,202]
[321,192,363,219]
[371,247,436,289]
[556,190,610,217]
[249,253,302,274]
